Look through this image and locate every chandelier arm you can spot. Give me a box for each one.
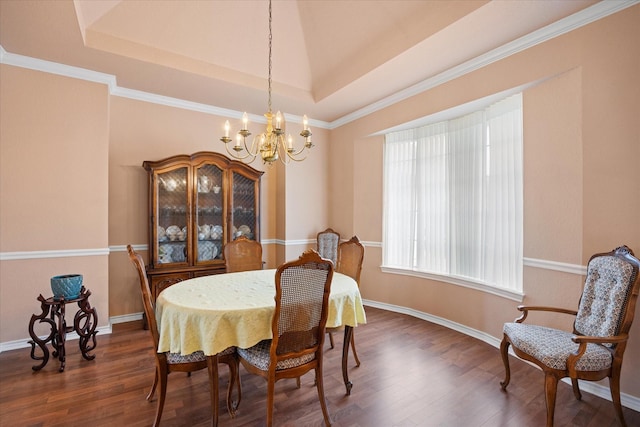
[275,137,308,164]
[283,151,309,163]
[284,142,309,157]
[223,140,258,164]
[244,134,263,157]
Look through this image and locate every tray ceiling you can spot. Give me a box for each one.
[1,0,600,123]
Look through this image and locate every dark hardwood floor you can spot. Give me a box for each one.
[1,307,638,426]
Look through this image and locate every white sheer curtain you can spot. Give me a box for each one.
[383,94,523,291]
[383,130,417,268]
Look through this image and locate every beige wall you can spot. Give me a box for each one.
[0,3,638,404]
[0,66,110,342]
[328,7,640,397]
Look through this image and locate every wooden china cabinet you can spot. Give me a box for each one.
[143,152,263,300]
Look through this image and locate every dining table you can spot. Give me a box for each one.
[155,268,367,395]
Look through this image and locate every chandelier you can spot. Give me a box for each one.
[220,0,313,165]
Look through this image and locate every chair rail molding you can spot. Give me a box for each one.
[523,256,587,275]
[0,248,110,261]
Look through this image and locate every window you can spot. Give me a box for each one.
[383,94,523,295]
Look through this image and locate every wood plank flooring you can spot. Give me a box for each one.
[1,307,639,426]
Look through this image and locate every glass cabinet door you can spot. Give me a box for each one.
[155,167,189,265]
[195,164,224,264]
[230,171,258,241]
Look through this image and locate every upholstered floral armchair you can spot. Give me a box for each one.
[500,245,640,427]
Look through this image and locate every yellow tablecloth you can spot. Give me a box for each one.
[156,269,367,356]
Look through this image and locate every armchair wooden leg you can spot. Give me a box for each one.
[544,372,559,427]
[609,374,627,427]
[571,378,582,401]
[328,331,335,349]
[499,336,511,390]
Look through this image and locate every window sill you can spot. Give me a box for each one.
[380,266,524,302]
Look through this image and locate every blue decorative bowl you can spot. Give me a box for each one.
[51,274,83,300]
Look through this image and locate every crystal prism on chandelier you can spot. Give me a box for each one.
[220,0,313,165]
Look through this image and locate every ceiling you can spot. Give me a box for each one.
[0,0,602,125]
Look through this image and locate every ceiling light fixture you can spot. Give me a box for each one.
[220,0,313,165]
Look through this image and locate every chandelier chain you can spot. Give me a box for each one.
[267,0,272,114]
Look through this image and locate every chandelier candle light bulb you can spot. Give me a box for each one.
[242,112,249,131]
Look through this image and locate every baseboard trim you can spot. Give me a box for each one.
[110,312,143,324]
[0,314,142,353]
[362,299,640,412]
[0,324,112,353]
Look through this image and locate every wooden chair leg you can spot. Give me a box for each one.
[609,374,628,427]
[350,332,360,367]
[499,337,511,390]
[147,365,159,401]
[225,358,241,417]
[266,377,276,427]
[571,377,582,401]
[328,331,335,349]
[207,356,220,427]
[544,372,559,427]
[315,366,332,426]
[154,364,169,427]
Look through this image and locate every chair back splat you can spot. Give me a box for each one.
[500,245,640,427]
[223,235,263,272]
[317,228,340,265]
[326,236,364,365]
[336,236,364,284]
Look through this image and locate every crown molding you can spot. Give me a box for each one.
[2,1,635,131]
[329,0,638,129]
[0,46,116,90]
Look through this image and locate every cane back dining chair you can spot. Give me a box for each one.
[326,236,364,367]
[237,249,334,427]
[223,235,263,273]
[127,245,240,427]
[317,228,340,266]
[500,245,640,427]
